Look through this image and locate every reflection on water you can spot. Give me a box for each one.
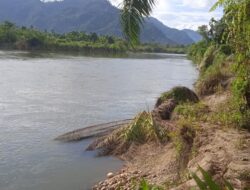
[0,50,198,190]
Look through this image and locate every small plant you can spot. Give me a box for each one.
[125,111,168,143]
[192,166,234,190]
[210,96,250,129]
[138,179,163,190]
[170,119,196,155]
[125,111,157,143]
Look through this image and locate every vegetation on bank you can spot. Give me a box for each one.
[91,0,249,189]
[0,21,186,54]
[0,21,126,54]
[188,0,250,130]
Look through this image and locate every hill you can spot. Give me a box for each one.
[0,0,201,45]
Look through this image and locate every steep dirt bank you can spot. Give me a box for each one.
[91,91,250,190]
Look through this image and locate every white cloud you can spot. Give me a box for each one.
[109,0,122,7]
[109,0,223,30]
[181,0,216,9]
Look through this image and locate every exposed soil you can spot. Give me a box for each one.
[92,93,250,190]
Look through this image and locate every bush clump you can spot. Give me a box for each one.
[199,45,217,71]
[173,102,210,122]
[195,51,232,96]
[211,97,250,130]
[155,86,199,107]
[125,111,158,143]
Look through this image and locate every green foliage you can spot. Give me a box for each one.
[0,21,127,53]
[121,0,155,46]
[125,111,167,143]
[192,166,234,190]
[209,18,227,44]
[169,119,197,155]
[211,96,250,130]
[219,44,232,55]
[136,167,234,190]
[0,21,186,54]
[157,86,199,107]
[198,25,210,43]
[136,43,187,54]
[138,179,163,190]
[211,0,250,127]
[189,0,250,130]
[196,50,232,96]
[199,45,217,71]
[173,102,209,122]
[188,41,209,64]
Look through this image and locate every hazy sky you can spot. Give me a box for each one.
[109,0,223,30]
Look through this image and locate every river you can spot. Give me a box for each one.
[0,51,198,190]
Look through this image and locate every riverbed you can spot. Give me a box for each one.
[0,51,198,190]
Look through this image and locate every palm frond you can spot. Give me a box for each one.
[121,0,155,46]
[210,0,225,11]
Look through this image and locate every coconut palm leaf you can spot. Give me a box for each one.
[121,0,155,46]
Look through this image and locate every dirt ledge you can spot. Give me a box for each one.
[91,92,250,190]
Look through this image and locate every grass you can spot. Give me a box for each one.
[209,96,250,129]
[156,86,199,107]
[125,111,169,143]
[196,51,232,96]
[169,119,197,155]
[125,111,158,143]
[137,179,164,190]
[199,45,217,71]
[173,102,210,122]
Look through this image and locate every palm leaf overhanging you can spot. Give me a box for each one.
[121,0,155,46]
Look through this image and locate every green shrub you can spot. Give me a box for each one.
[173,102,210,122]
[199,45,217,71]
[192,166,234,190]
[137,179,163,190]
[156,86,199,107]
[210,96,250,130]
[188,41,209,64]
[125,111,168,143]
[219,44,232,55]
[196,51,231,96]
[169,119,197,155]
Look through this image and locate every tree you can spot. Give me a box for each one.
[208,17,227,44]
[210,0,250,58]
[90,32,98,42]
[198,25,210,43]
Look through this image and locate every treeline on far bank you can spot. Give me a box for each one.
[0,21,187,54]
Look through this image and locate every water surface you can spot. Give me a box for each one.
[0,51,198,190]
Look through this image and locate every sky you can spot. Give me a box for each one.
[109,0,223,30]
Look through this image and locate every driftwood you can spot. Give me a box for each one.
[55,119,132,142]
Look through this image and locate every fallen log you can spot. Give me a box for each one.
[55,119,133,142]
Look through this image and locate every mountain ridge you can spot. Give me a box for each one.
[0,0,201,45]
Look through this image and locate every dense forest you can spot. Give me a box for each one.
[0,21,187,54]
